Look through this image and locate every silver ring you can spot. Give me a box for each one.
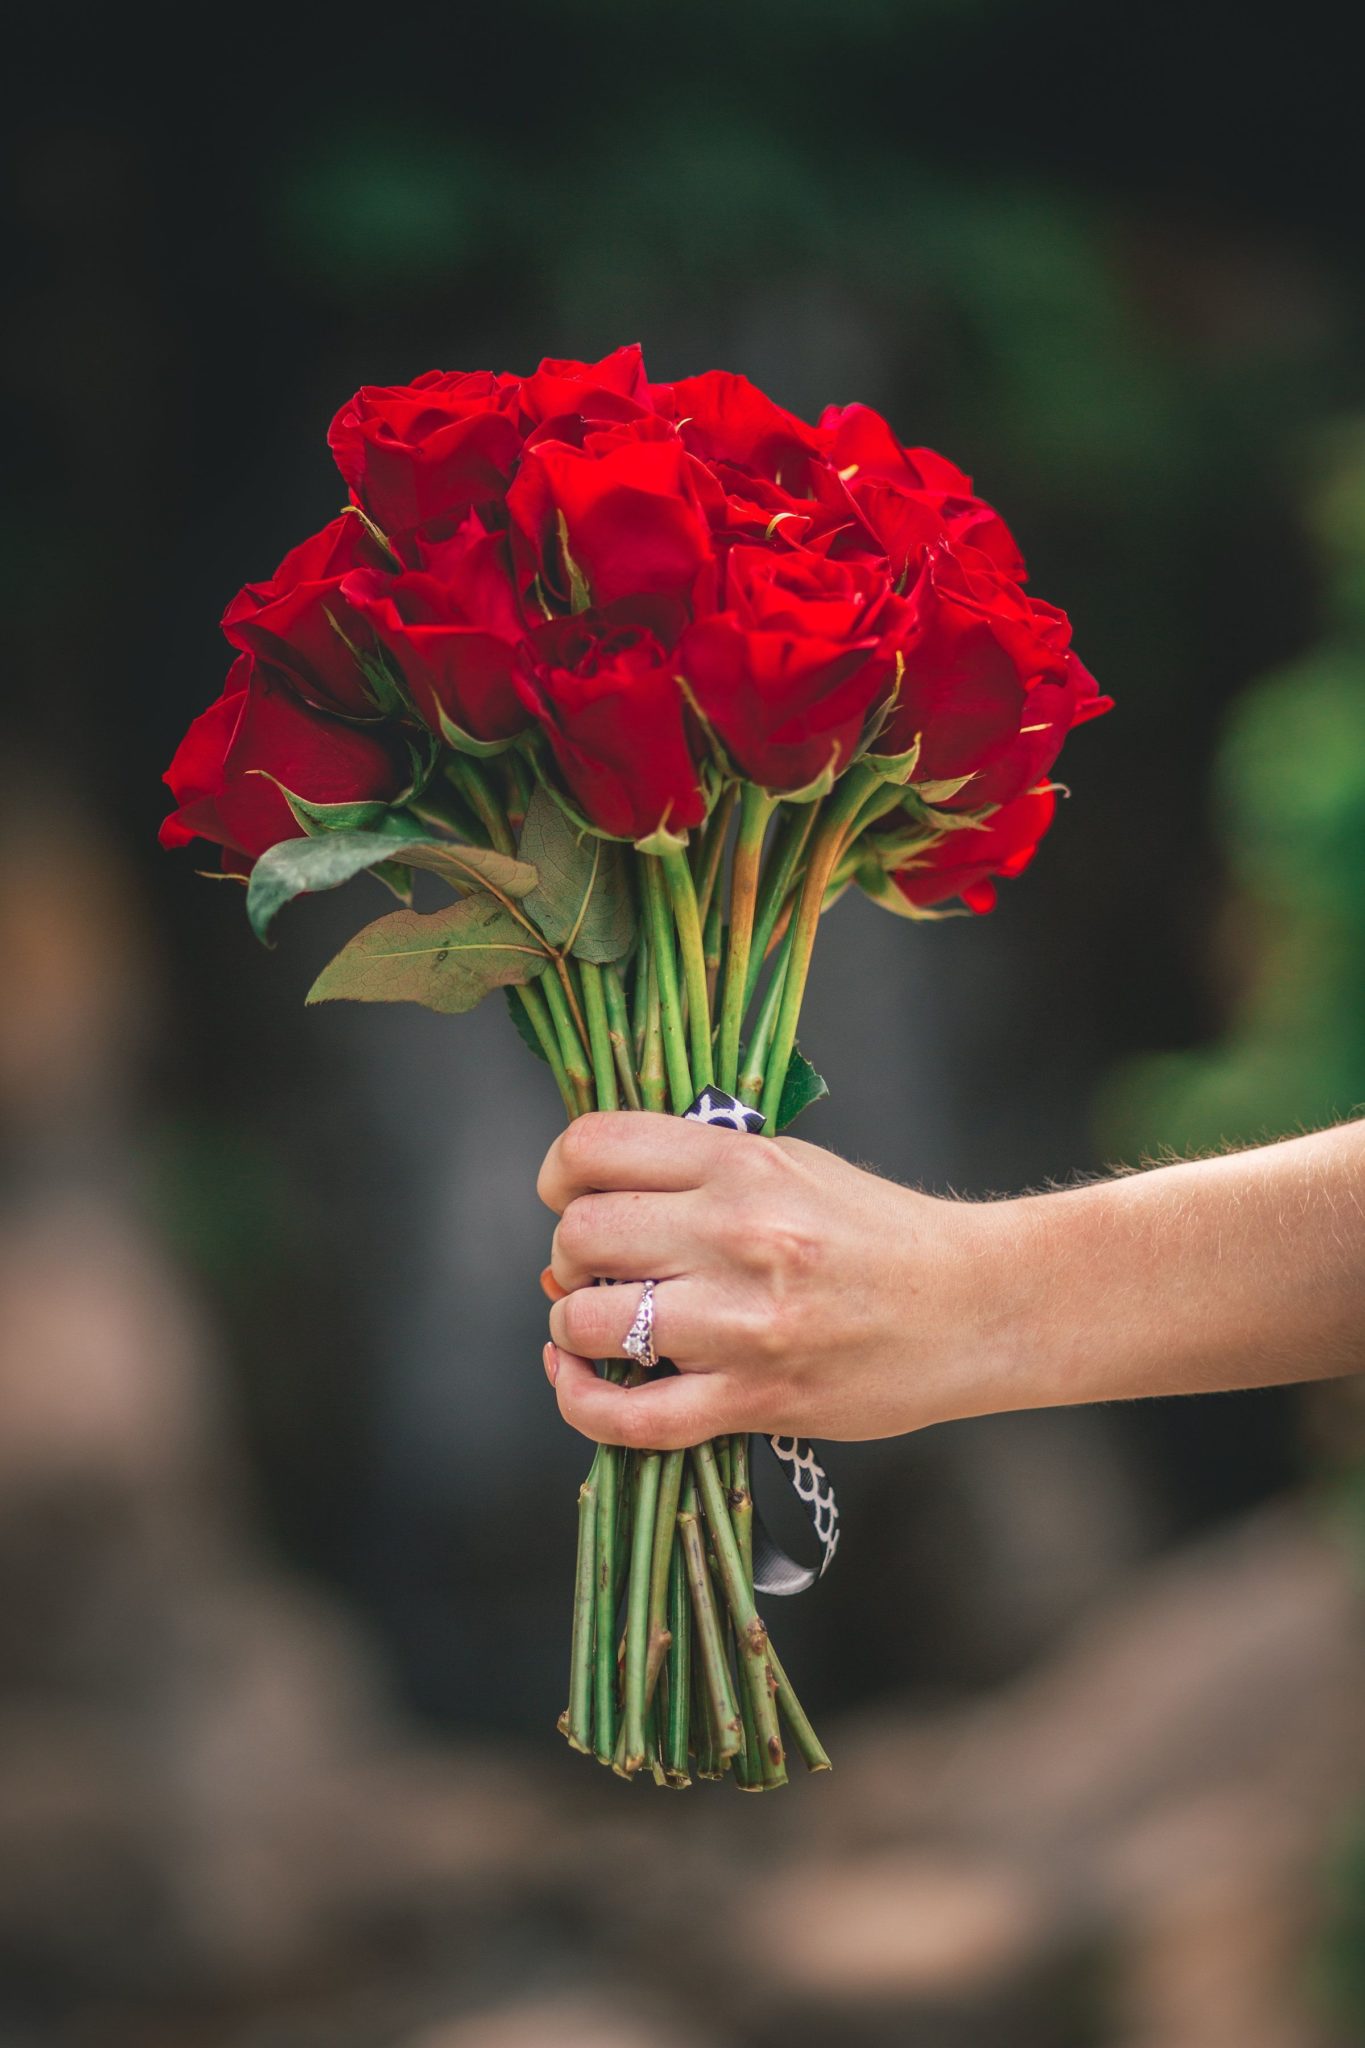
[622,1279,659,1371]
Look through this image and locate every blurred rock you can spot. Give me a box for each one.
[728,1504,1363,2047]
[405,1996,707,2048]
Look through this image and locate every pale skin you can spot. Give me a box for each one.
[537,1113,1365,1451]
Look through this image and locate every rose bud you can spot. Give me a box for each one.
[678,545,904,792]
[883,543,1110,810]
[221,514,392,717]
[328,369,523,536]
[507,425,712,613]
[653,369,825,492]
[516,614,707,843]
[158,654,406,868]
[884,783,1058,914]
[342,517,530,746]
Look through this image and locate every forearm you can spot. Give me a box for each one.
[976,1122,1365,1418]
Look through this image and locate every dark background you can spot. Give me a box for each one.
[3,6,1364,2044]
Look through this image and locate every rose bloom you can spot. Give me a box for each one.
[506,418,712,612]
[327,347,659,542]
[158,654,406,869]
[678,544,906,791]
[880,543,1109,809]
[517,611,707,842]
[328,369,524,536]
[890,784,1058,914]
[165,347,1107,873]
[221,513,391,716]
[342,516,530,744]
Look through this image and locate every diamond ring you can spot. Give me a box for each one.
[621,1279,659,1371]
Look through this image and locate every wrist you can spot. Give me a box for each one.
[918,1188,1079,1428]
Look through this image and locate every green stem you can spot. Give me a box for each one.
[692,1441,786,1785]
[620,1450,662,1774]
[678,1474,743,1762]
[646,1449,686,1703]
[514,983,576,1117]
[565,1461,598,1754]
[759,765,880,1128]
[540,969,593,1116]
[630,935,651,1066]
[767,1639,832,1773]
[738,941,790,1106]
[660,846,714,1094]
[502,745,535,825]
[445,755,516,857]
[693,782,737,927]
[640,952,666,1113]
[602,963,643,1110]
[718,784,776,1093]
[703,887,723,1019]
[665,1534,692,1785]
[641,855,693,1112]
[592,1440,620,1762]
[729,1435,763,1787]
[745,800,819,1009]
[578,961,619,1112]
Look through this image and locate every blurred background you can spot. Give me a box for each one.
[4,2,1365,2042]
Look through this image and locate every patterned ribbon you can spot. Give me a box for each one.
[682,1088,840,1596]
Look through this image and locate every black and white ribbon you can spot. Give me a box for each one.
[682,1087,839,1595]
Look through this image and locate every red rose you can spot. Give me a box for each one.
[221,514,391,716]
[703,458,860,556]
[679,545,902,791]
[518,345,652,435]
[654,370,825,492]
[342,517,529,744]
[891,784,1057,913]
[328,369,523,536]
[818,403,977,495]
[507,424,712,611]
[516,615,706,842]
[158,654,406,867]
[883,544,1109,805]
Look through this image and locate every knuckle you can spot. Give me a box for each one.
[557,1111,606,1178]
[740,1211,823,1285]
[534,1146,560,1211]
[555,1197,597,1261]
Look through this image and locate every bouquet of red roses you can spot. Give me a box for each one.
[162,345,1107,1789]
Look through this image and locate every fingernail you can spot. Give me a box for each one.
[540,1266,567,1303]
[543,1342,558,1386]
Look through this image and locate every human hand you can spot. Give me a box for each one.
[536,1110,1012,1449]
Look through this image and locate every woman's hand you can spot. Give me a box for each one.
[536,1110,1012,1449]
[537,1113,1365,1450]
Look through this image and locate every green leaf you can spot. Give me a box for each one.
[249,827,431,942]
[306,891,551,1013]
[504,984,550,1064]
[276,787,400,835]
[519,786,634,962]
[913,771,977,805]
[775,1046,829,1131]
[403,840,538,897]
[247,828,536,944]
[557,509,592,613]
[338,502,400,566]
[372,859,414,907]
[435,703,517,760]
